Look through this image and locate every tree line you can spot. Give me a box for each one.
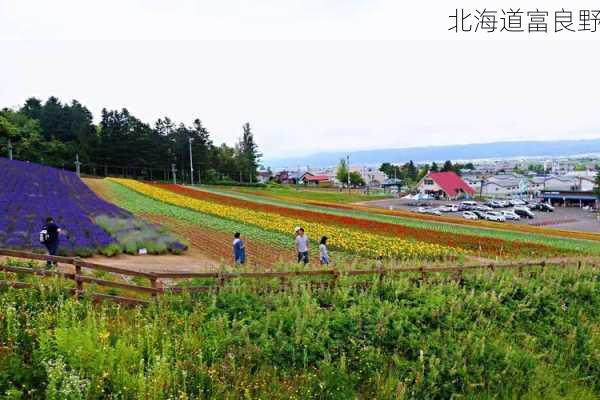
[379,160,475,185]
[0,97,262,183]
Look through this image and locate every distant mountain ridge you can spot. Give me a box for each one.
[265,139,600,169]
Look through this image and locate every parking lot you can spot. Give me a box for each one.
[364,198,600,233]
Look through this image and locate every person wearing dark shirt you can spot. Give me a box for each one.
[232,232,246,265]
[42,217,61,268]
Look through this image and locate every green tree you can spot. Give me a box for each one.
[236,123,262,183]
[441,160,454,172]
[401,160,418,182]
[336,158,349,185]
[349,171,365,186]
[379,162,401,180]
[430,162,439,172]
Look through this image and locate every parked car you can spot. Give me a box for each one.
[461,201,478,208]
[485,212,506,222]
[513,207,535,219]
[472,210,488,219]
[475,205,493,212]
[501,211,521,221]
[498,200,511,208]
[485,200,504,208]
[417,207,441,216]
[530,203,555,212]
[462,211,479,220]
[509,199,527,206]
[444,204,459,212]
[437,205,457,213]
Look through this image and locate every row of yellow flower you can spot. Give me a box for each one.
[110,179,462,260]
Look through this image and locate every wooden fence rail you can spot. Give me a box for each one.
[1,249,599,306]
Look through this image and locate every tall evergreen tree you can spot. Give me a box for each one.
[442,160,454,172]
[237,123,261,182]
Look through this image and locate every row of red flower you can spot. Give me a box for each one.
[152,184,560,258]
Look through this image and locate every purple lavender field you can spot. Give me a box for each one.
[0,157,129,256]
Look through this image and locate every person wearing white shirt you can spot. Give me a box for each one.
[295,227,309,264]
[319,236,329,265]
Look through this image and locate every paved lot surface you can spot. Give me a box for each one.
[364,198,600,233]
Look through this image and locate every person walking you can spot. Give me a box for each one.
[232,232,246,265]
[295,227,309,265]
[319,236,329,265]
[40,217,61,269]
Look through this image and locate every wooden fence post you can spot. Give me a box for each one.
[149,277,159,298]
[420,266,427,283]
[378,268,385,285]
[331,270,340,289]
[74,258,84,298]
[217,273,226,292]
[455,266,463,283]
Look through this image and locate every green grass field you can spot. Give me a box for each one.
[209,184,392,204]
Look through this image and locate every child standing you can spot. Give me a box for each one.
[319,236,329,265]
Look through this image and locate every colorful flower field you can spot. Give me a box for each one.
[0,158,185,256]
[88,179,296,265]
[151,183,566,258]
[200,185,600,256]
[109,178,460,261]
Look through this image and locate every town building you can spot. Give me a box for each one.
[299,172,332,187]
[416,171,475,199]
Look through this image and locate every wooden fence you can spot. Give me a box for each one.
[0,249,598,306]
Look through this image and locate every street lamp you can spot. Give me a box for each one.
[347,154,351,194]
[7,139,13,160]
[188,137,194,185]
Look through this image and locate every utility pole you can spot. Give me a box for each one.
[75,153,81,177]
[7,139,13,160]
[171,163,177,184]
[188,137,194,185]
[347,154,351,194]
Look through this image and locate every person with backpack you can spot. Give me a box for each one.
[319,236,329,265]
[232,232,246,265]
[295,227,309,265]
[40,217,61,268]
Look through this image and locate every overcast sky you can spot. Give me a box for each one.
[1,1,599,159]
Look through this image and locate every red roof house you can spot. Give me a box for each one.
[300,172,331,186]
[417,171,475,199]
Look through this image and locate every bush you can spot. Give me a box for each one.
[95,215,187,256]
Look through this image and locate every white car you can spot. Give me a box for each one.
[510,199,527,206]
[476,205,493,212]
[461,201,478,207]
[417,207,441,216]
[438,204,459,212]
[462,211,479,220]
[501,211,521,221]
[485,212,506,222]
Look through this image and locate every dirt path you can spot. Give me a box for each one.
[141,213,292,267]
[87,248,218,274]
